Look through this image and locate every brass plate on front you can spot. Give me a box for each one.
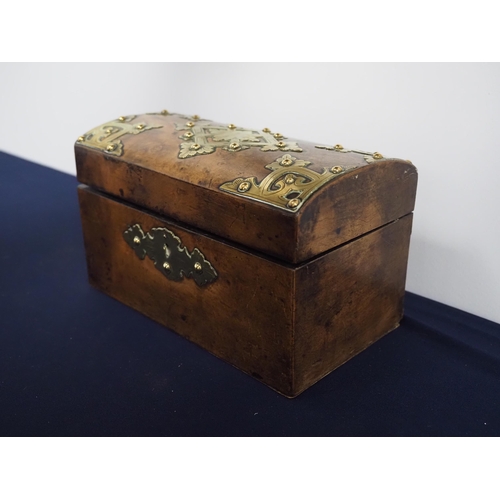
[76,115,162,156]
[123,224,218,287]
[175,121,303,159]
[219,154,348,213]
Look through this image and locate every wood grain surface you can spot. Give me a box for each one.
[78,186,296,396]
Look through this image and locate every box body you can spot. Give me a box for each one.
[78,187,413,397]
[75,111,417,397]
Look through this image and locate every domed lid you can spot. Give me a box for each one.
[75,111,417,264]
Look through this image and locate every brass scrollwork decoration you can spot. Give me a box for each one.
[219,154,347,213]
[315,144,386,164]
[123,224,218,287]
[76,115,162,156]
[175,121,303,159]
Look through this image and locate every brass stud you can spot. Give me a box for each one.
[77,136,85,142]
[106,144,117,152]
[262,128,271,133]
[194,262,203,273]
[184,131,194,138]
[277,141,287,148]
[228,124,237,130]
[333,144,343,151]
[186,121,195,128]
[192,114,200,120]
[190,143,201,150]
[163,261,170,271]
[285,174,295,184]
[160,110,169,115]
[274,133,283,139]
[373,152,383,159]
[331,166,344,174]
[118,116,126,122]
[287,198,301,209]
[136,124,145,130]
[238,181,251,192]
[280,156,293,166]
[133,236,141,244]
[229,142,239,150]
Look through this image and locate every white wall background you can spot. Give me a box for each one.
[1,63,499,323]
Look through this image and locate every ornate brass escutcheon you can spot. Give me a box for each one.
[123,224,218,287]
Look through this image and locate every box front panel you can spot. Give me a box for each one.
[78,187,294,396]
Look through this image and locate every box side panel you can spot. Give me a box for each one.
[297,161,417,262]
[78,187,294,396]
[293,214,413,396]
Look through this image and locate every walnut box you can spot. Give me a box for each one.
[75,111,418,397]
